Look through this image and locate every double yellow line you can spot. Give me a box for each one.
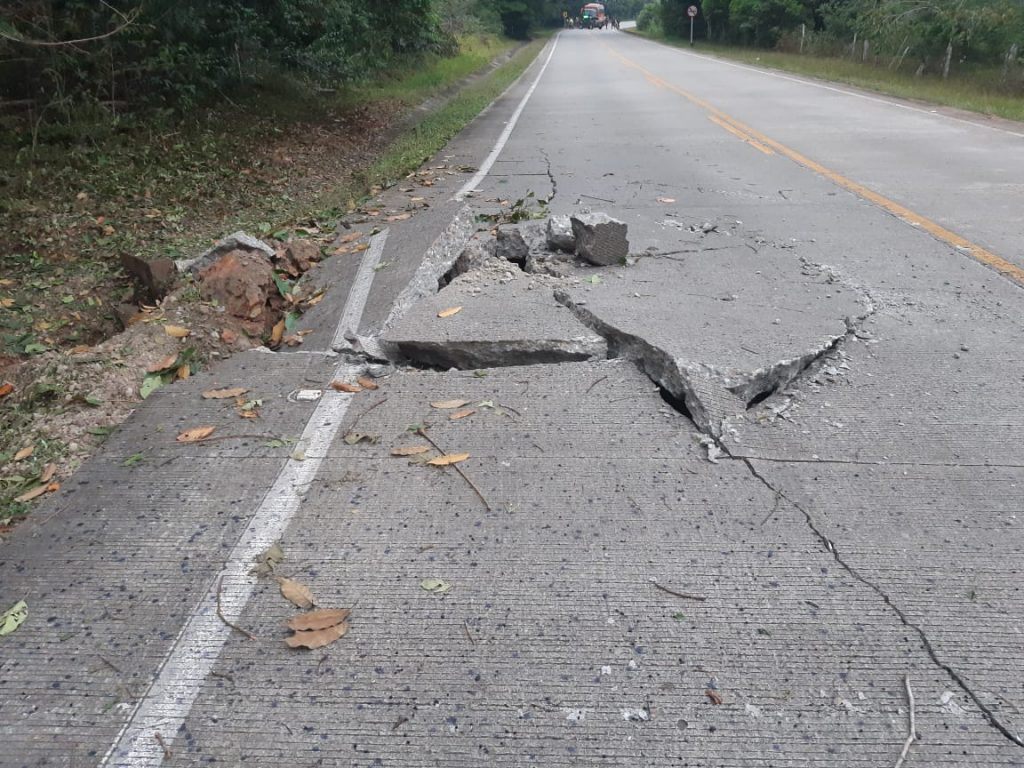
[607,45,1024,287]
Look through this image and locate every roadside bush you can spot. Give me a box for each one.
[637,3,663,34]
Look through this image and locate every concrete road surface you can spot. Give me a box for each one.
[2,29,1023,768]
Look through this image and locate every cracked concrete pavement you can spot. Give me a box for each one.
[3,28,1024,767]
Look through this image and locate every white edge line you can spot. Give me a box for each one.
[101,239,387,767]
[331,229,389,350]
[454,34,560,201]
[630,35,1024,139]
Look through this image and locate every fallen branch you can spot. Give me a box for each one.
[652,582,707,602]
[153,732,172,760]
[215,576,257,642]
[416,428,492,511]
[894,675,916,768]
[347,397,388,434]
[586,375,608,395]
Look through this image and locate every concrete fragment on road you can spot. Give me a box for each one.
[197,249,277,329]
[545,214,576,253]
[181,229,276,275]
[494,228,529,267]
[571,212,629,266]
[381,263,606,369]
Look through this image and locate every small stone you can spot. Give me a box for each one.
[571,213,628,266]
[960,344,969,352]
[545,215,576,252]
[495,228,528,266]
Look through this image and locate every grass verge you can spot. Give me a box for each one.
[628,29,1024,124]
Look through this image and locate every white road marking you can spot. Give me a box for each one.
[631,37,1024,139]
[454,35,560,201]
[332,229,389,350]
[101,237,389,767]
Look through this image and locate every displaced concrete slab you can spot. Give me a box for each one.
[381,262,607,369]
[555,251,868,435]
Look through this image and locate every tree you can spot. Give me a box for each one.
[729,0,806,45]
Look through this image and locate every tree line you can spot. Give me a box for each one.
[640,0,1024,80]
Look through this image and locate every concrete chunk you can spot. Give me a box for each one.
[545,215,576,253]
[571,213,628,266]
[495,228,528,266]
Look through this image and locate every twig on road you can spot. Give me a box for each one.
[416,428,492,511]
[652,581,707,602]
[894,675,916,768]
[153,733,172,760]
[586,376,608,394]
[347,397,388,433]
[216,576,257,642]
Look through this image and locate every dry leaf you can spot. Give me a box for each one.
[285,620,349,649]
[283,334,304,347]
[705,689,723,705]
[330,381,362,393]
[39,463,56,484]
[449,409,476,421]
[427,453,470,466]
[353,243,369,252]
[147,355,177,373]
[288,608,350,631]
[14,446,34,461]
[176,426,216,443]
[203,387,249,399]
[386,212,412,222]
[437,306,462,318]
[356,376,378,390]
[343,432,379,445]
[164,325,191,338]
[176,365,191,380]
[0,382,13,399]
[338,232,362,244]
[14,485,48,503]
[390,445,430,457]
[277,577,316,609]
[270,319,285,346]
[305,292,324,307]
[430,399,469,410]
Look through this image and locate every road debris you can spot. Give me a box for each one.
[571,213,628,266]
[0,600,28,636]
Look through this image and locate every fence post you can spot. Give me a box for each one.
[800,23,806,54]
[942,39,952,79]
[851,31,858,59]
[1003,43,1019,83]
[863,39,869,63]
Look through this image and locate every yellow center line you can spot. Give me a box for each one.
[708,114,774,155]
[605,44,1024,287]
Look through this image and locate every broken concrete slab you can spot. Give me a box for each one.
[274,239,322,277]
[179,230,276,275]
[555,251,868,436]
[545,214,576,252]
[571,212,629,266]
[197,249,277,328]
[381,263,606,369]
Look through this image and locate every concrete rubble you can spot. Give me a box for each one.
[571,212,629,266]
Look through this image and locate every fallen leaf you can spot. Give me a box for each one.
[176,426,216,443]
[386,212,412,222]
[39,463,56,484]
[420,578,451,594]
[270,319,285,347]
[437,306,462,318]
[147,355,178,373]
[304,292,325,307]
[277,577,316,609]
[176,364,191,380]
[338,232,362,244]
[203,387,249,399]
[285,620,349,649]
[356,376,378,390]
[0,601,28,636]
[430,399,469,409]
[14,485,47,502]
[705,689,723,705]
[0,382,13,399]
[287,608,350,631]
[354,243,369,252]
[164,325,191,338]
[390,445,431,457]
[427,453,470,466]
[14,446,34,462]
[343,432,379,445]
[0,298,14,308]
[330,381,362,393]
[250,543,285,576]
[657,197,676,204]
[449,409,475,421]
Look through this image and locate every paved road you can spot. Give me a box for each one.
[2,29,1023,767]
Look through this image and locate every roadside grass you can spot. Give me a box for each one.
[628,30,1024,124]
[0,33,546,525]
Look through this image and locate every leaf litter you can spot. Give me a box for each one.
[285,608,351,649]
[277,577,316,609]
[427,453,470,466]
[176,426,216,443]
[0,601,28,636]
[250,542,285,577]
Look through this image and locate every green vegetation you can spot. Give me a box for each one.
[634,0,1024,121]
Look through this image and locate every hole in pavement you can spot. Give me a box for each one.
[745,386,776,410]
[658,385,695,423]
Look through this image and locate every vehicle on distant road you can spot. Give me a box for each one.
[581,2,607,29]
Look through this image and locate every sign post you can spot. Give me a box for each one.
[687,5,698,46]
